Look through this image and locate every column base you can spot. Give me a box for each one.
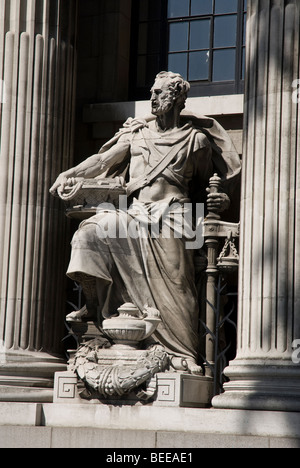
[212,360,300,412]
[0,350,67,403]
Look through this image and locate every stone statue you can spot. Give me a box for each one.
[50,71,241,395]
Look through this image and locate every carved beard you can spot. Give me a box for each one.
[151,97,174,116]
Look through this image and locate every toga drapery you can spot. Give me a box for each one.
[67,112,241,362]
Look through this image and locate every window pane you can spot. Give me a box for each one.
[243,13,247,45]
[146,55,161,86]
[139,0,149,21]
[147,0,163,20]
[168,0,189,18]
[169,22,189,52]
[214,15,237,48]
[189,51,210,81]
[137,56,147,87]
[215,0,238,14]
[190,19,211,50]
[138,23,148,55]
[138,23,161,55]
[241,46,245,79]
[148,22,161,54]
[191,0,213,16]
[168,53,188,79]
[140,1,163,21]
[213,49,236,81]
[244,0,247,11]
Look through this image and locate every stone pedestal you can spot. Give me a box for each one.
[56,316,214,408]
[213,0,300,411]
[0,0,78,401]
[54,371,213,408]
[154,373,213,408]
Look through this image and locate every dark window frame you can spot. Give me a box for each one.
[129,0,168,100]
[129,0,246,100]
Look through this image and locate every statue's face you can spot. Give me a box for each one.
[150,78,175,116]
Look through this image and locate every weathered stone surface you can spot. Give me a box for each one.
[53,371,213,408]
[0,0,76,401]
[213,0,300,411]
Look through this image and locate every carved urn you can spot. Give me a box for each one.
[102,303,161,348]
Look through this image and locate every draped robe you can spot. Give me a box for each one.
[67,114,241,362]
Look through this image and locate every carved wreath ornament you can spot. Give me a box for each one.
[70,338,170,401]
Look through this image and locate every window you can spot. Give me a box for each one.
[130,0,168,100]
[130,0,247,99]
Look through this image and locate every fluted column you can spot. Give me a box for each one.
[0,0,77,401]
[213,0,300,411]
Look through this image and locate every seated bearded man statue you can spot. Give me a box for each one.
[50,71,241,375]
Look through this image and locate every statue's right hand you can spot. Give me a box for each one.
[49,173,69,196]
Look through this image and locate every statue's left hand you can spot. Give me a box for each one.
[207,192,230,213]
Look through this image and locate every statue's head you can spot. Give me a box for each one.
[150,71,190,116]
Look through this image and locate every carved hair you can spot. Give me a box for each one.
[155,71,190,110]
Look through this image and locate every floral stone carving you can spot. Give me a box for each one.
[69,303,170,401]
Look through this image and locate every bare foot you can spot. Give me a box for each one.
[186,359,203,376]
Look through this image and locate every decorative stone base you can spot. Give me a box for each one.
[153,373,213,408]
[0,350,67,403]
[64,318,213,407]
[54,372,84,405]
[212,361,300,412]
[54,371,213,408]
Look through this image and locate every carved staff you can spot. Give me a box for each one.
[204,174,222,380]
